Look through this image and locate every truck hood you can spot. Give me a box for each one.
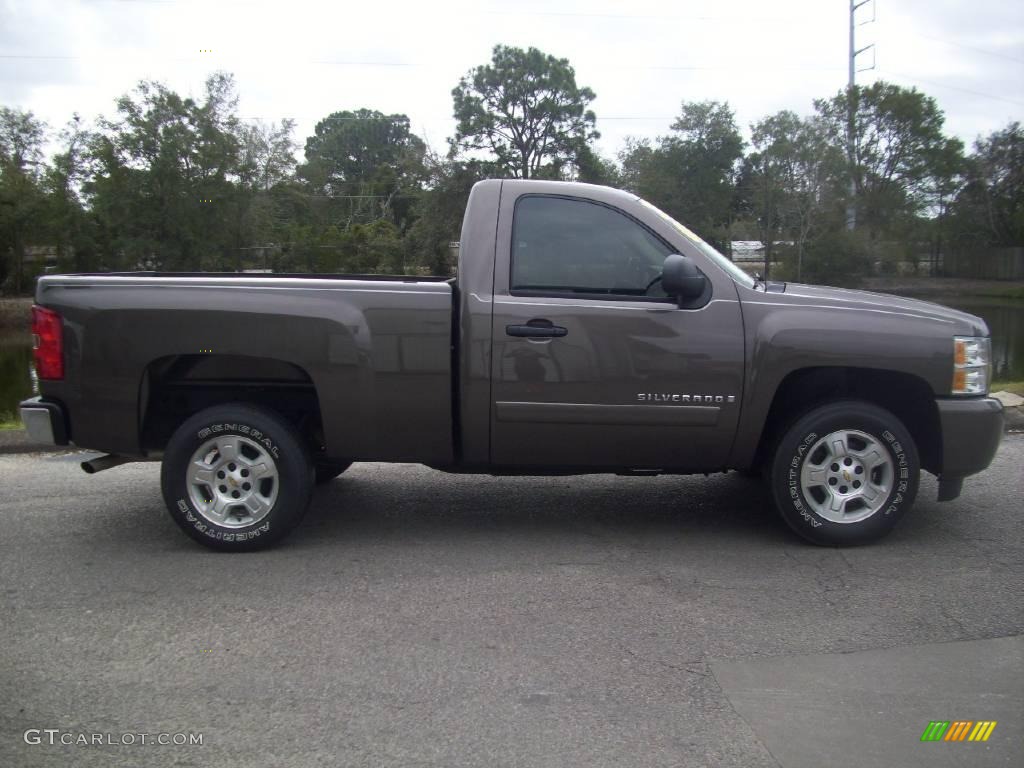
[777,283,990,337]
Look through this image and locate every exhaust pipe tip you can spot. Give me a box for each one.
[81,454,132,474]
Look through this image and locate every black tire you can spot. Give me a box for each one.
[160,403,314,551]
[315,461,352,485]
[769,400,920,546]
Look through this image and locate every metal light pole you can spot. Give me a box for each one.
[847,0,875,230]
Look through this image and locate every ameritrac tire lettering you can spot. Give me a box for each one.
[881,429,910,516]
[175,498,271,541]
[770,401,920,546]
[195,424,279,458]
[786,432,821,527]
[162,405,312,551]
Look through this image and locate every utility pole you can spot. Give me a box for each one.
[847,0,875,230]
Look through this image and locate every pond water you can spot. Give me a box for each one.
[941,299,1024,383]
[0,298,1021,426]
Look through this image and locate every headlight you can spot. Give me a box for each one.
[952,336,991,395]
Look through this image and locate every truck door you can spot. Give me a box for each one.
[489,192,745,470]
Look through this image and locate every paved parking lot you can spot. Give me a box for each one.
[1,437,1022,767]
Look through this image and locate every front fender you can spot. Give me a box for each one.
[729,294,955,468]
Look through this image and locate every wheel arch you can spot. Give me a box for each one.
[744,366,941,475]
[139,353,326,457]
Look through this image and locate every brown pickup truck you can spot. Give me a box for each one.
[20,179,1004,550]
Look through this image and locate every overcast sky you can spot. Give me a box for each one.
[1,0,1021,161]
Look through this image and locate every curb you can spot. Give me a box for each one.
[1004,406,1024,433]
[0,430,77,456]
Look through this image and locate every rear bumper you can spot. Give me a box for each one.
[936,396,1003,480]
[19,397,69,446]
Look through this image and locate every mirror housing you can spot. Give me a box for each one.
[661,254,707,304]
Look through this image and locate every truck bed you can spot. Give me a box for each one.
[34,273,456,463]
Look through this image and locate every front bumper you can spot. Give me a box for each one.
[19,397,69,446]
[936,396,1003,480]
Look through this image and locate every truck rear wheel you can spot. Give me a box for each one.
[769,400,920,546]
[160,403,314,551]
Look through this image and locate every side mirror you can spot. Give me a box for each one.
[661,254,707,303]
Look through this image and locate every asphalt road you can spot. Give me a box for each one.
[1,438,1022,768]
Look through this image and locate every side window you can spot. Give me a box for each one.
[511,196,672,297]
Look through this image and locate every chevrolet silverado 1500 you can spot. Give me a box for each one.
[20,179,1004,549]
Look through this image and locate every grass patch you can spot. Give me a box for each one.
[989,287,1024,301]
[0,417,23,430]
[861,277,1024,301]
[0,297,33,333]
[993,380,1024,396]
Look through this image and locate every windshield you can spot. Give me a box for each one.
[638,199,756,289]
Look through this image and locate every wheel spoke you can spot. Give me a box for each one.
[806,466,828,486]
[217,437,239,462]
[250,462,275,480]
[830,434,849,458]
[191,464,216,486]
[210,495,231,519]
[243,495,270,518]
[829,492,846,515]
[861,483,881,503]
[855,447,884,472]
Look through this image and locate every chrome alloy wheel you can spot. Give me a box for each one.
[186,435,279,528]
[799,429,894,524]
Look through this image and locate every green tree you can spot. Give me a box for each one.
[620,101,743,250]
[795,228,872,286]
[921,137,966,274]
[233,119,298,269]
[740,112,798,276]
[949,122,1023,250]
[0,107,48,292]
[299,109,425,229]
[404,157,488,276]
[742,111,845,279]
[43,114,99,272]
[815,82,953,239]
[239,119,297,192]
[86,73,244,271]
[450,45,598,179]
[572,145,620,186]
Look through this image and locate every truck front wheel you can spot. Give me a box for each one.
[160,403,314,551]
[769,400,920,546]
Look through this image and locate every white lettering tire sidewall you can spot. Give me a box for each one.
[160,405,313,551]
[771,401,920,546]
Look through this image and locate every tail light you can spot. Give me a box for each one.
[32,305,64,380]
